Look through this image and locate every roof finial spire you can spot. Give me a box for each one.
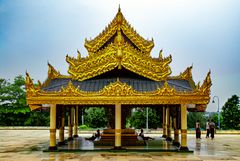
[77,49,81,59]
[159,49,163,60]
[118,4,121,12]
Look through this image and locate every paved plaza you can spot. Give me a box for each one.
[0,130,240,161]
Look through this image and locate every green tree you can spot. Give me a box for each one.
[0,76,29,125]
[127,107,162,129]
[84,107,108,128]
[221,95,240,129]
[187,112,206,129]
[0,75,49,126]
[211,113,223,129]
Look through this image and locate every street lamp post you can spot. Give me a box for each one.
[212,96,220,129]
[146,107,149,132]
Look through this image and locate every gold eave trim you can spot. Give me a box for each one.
[26,80,211,110]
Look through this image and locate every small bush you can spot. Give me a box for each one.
[79,124,89,129]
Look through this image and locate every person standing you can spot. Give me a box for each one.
[206,119,210,138]
[195,120,201,139]
[209,120,215,139]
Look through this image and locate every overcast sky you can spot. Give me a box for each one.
[0,0,240,112]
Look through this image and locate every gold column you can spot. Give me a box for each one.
[162,106,167,138]
[180,104,189,151]
[74,106,79,137]
[49,104,57,150]
[68,107,73,140]
[115,104,122,148]
[58,106,65,145]
[166,106,172,141]
[173,114,180,146]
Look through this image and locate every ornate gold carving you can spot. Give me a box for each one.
[47,63,61,80]
[199,70,212,95]
[67,43,172,81]
[179,66,193,80]
[77,50,81,60]
[42,63,70,88]
[26,72,34,89]
[170,66,196,89]
[26,8,211,113]
[170,66,193,81]
[59,81,83,96]
[100,80,138,96]
[159,49,163,60]
[27,77,211,111]
[29,105,42,111]
[190,104,207,112]
[153,81,176,95]
[25,72,40,97]
[84,7,154,54]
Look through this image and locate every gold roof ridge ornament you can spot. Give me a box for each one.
[84,7,154,54]
[199,70,212,95]
[60,81,82,96]
[154,81,176,96]
[100,80,138,96]
[25,72,40,98]
[41,62,70,88]
[65,8,173,81]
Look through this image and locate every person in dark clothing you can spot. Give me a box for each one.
[195,120,201,139]
[86,129,101,141]
[206,119,210,138]
[209,120,215,139]
[139,128,154,140]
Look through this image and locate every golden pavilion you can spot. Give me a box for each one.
[26,7,211,151]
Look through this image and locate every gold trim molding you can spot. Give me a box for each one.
[26,72,211,111]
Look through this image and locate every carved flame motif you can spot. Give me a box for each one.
[59,81,82,96]
[48,63,61,79]
[26,72,39,97]
[171,66,193,81]
[153,81,176,95]
[179,66,193,80]
[100,80,138,96]
[199,71,212,95]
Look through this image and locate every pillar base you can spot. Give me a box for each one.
[166,137,172,141]
[68,137,73,141]
[112,146,125,150]
[48,146,57,151]
[162,134,167,138]
[58,141,66,146]
[173,141,180,147]
[179,146,189,151]
[73,135,78,138]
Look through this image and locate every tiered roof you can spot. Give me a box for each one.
[26,7,211,112]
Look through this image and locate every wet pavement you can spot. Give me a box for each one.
[55,137,178,152]
[0,130,240,160]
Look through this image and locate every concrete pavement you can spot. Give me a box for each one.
[0,130,240,160]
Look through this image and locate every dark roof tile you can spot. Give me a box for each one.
[42,77,193,92]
